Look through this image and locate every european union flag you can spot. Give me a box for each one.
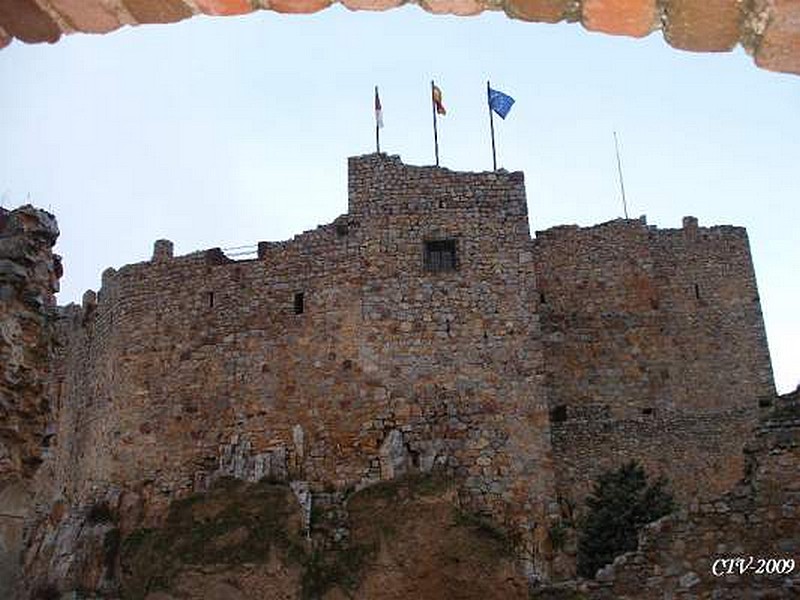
[488,87,515,119]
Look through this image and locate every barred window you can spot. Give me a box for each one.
[424,239,457,272]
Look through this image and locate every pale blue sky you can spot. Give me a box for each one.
[1,7,797,392]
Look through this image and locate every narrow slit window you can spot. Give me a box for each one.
[694,283,701,300]
[424,239,457,273]
[551,405,567,423]
[207,291,214,308]
[293,292,305,315]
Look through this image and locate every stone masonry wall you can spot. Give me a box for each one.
[30,155,555,584]
[535,216,775,506]
[0,205,61,598]
[582,388,800,599]
[20,155,779,594]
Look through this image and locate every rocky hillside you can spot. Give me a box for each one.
[24,474,528,599]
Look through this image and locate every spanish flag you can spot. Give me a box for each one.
[432,84,446,115]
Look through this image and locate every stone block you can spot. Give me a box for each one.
[152,239,174,262]
[0,0,61,44]
[663,0,742,52]
[754,0,800,75]
[504,0,571,23]
[0,259,27,282]
[420,0,484,16]
[582,0,658,38]
[48,0,122,33]
[194,0,254,16]
[340,0,404,11]
[268,0,333,14]
[122,0,192,24]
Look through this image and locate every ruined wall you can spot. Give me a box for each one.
[0,205,61,598]
[572,388,800,598]
[536,216,774,505]
[32,155,554,573]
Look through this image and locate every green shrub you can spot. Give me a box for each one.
[576,461,674,578]
[548,520,569,552]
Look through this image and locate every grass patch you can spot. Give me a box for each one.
[119,478,304,599]
[120,473,466,599]
[300,544,375,600]
[348,472,451,505]
[451,509,514,557]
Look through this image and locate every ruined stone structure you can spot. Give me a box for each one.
[1,1,799,76]
[533,387,800,599]
[1,154,782,596]
[591,387,800,598]
[0,206,61,599]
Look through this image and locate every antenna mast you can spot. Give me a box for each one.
[613,131,629,219]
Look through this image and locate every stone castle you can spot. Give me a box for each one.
[0,153,790,598]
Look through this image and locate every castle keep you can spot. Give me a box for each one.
[10,153,776,590]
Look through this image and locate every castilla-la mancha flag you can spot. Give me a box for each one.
[432,84,446,115]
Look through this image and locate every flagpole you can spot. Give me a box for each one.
[613,131,629,219]
[431,80,440,167]
[487,81,497,171]
[375,86,381,154]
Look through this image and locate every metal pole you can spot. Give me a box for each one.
[613,131,629,219]
[488,81,497,171]
[431,80,440,167]
[375,86,380,154]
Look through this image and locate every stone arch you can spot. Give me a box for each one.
[0,1,797,76]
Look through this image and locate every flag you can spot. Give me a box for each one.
[375,87,384,129]
[432,84,446,116]
[488,87,515,119]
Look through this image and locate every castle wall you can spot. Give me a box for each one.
[27,155,781,592]
[41,155,555,545]
[576,390,800,598]
[535,217,775,505]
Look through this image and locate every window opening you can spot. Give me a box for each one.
[294,292,305,315]
[551,405,567,423]
[424,239,457,273]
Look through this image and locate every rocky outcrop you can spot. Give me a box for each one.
[0,204,61,598]
[21,473,528,599]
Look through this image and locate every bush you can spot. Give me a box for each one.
[576,461,674,578]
